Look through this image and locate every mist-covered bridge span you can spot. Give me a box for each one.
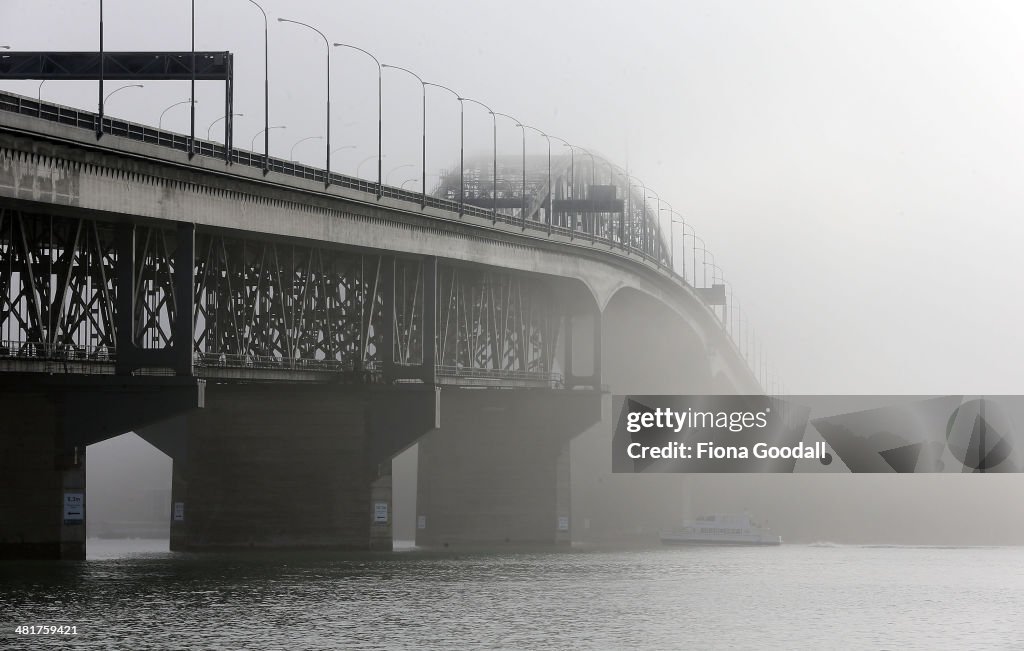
[0,89,759,560]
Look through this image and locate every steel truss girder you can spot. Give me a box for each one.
[0,210,560,384]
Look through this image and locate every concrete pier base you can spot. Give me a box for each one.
[415,389,601,548]
[150,384,437,552]
[0,375,203,560]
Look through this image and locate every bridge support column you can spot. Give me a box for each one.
[155,384,437,552]
[415,389,601,548]
[0,375,203,560]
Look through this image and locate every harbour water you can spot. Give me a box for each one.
[2,539,1022,649]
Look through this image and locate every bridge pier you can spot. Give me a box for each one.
[145,383,437,552]
[415,389,601,548]
[0,375,203,560]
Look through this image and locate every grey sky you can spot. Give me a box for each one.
[3,0,1022,394]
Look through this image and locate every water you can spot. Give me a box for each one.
[2,539,1023,649]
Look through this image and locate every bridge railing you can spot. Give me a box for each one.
[0,339,113,362]
[0,90,665,262]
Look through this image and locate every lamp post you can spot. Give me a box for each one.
[577,147,599,241]
[460,97,497,224]
[494,112,525,230]
[655,204,678,274]
[159,99,197,129]
[244,0,269,173]
[644,187,664,266]
[401,178,419,190]
[278,18,331,186]
[382,64,426,208]
[386,163,414,186]
[424,82,463,216]
[189,0,195,158]
[707,262,727,324]
[290,135,323,162]
[102,83,143,106]
[667,212,687,283]
[207,112,243,140]
[332,144,356,155]
[335,43,382,197]
[250,125,285,153]
[520,124,552,235]
[549,136,575,236]
[682,225,707,288]
[97,0,104,138]
[356,154,386,179]
[722,280,735,337]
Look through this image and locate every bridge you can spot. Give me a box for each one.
[0,82,761,559]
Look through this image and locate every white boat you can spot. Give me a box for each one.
[660,513,782,546]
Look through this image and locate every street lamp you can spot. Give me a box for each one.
[460,97,497,224]
[159,99,198,129]
[382,63,426,208]
[681,224,707,288]
[550,136,576,236]
[103,83,143,106]
[250,125,285,153]
[401,177,419,190]
[494,112,525,230]
[643,187,665,265]
[424,82,463,216]
[356,154,386,179]
[332,144,356,155]
[576,147,603,242]
[208,112,243,140]
[244,0,269,173]
[386,163,414,186]
[278,18,331,185]
[666,210,687,283]
[520,124,552,235]
[335,43,382,197]
[656,204,687,277]
[290,135,323,162]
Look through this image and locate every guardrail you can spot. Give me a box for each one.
[0,341,560,386]
[0,91,669,270]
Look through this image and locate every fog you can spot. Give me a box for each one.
[7,0,1022,543]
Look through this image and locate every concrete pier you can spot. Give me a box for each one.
[415,389,601,548]
[147,384,437,552]
[0,375,202,560]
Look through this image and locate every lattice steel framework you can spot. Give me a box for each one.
[0,209,561,385]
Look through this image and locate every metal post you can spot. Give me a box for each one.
[189,0,195,159]
[496,113,524,229]
[245,1,269,173]
[336,43,384,196]
[382,64,426,207]
[492,114,496,223]
[280,19,331,186]
[521,126,526,229]
[521,127,551,235]
[461,98,496,224]
[551,136,574,236]
[97,0,104,139]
